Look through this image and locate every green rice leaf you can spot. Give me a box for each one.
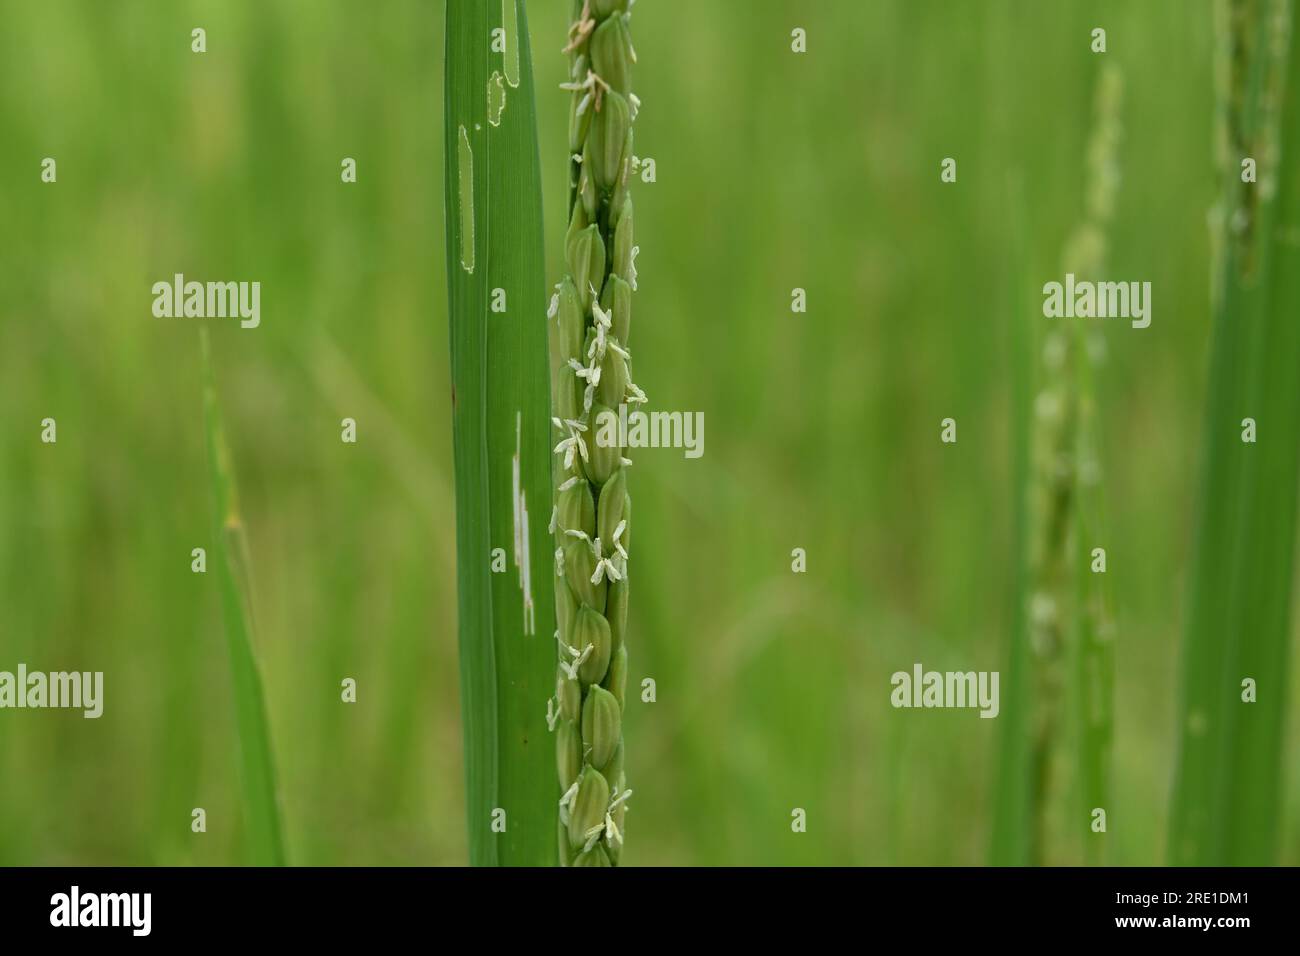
[444,0,556,866]
[1169,2,1300,866]
[200,328,286,867]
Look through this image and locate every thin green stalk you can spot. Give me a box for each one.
[1170,0,1300,866]
[548,0,641,867]
[991,171,1033,866]
[994,64,1121,866]
[1072,372,1115,866]
[200,328,286,867]
[1073,319,1115,868]
[444,0,556,866]
[1069,65,1121,867]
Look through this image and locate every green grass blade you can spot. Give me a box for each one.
[444,0,556,866]
[1073,323,1115,867]
[200,329,286,867]
[993,62,1122,865]
[1070,64,1122,867]
[990,171,1034,867]
[1170,1,1300,866]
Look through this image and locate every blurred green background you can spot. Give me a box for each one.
[2,0,1297,865]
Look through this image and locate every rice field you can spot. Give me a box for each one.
[1,0,1297,867]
